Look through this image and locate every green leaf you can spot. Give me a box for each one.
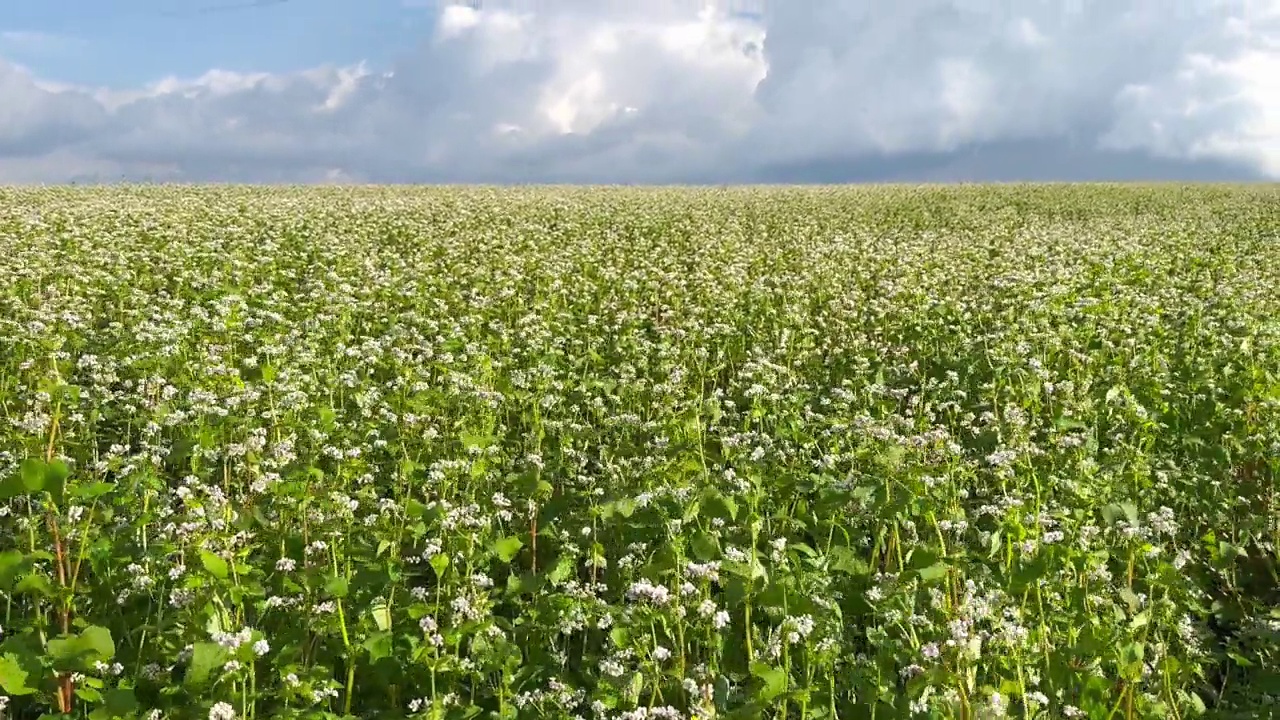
[916,563,949,583]
[404,499,428,519]
[430,553,450,578]
[609,627,630,647]
[1054,416,1087,430]
[369,602,392,632]
[185,642,228,689]
[789,543,817,558]
[362,632,393,662]
[205,604,225,637]
[720,495,740,521]
[908,548,940,570]
[0,653,37,695]
[702,490,739,521]
[1118,642,1146,679]
[325,574,349,599]
[47,626,114,668]
[1218,541,1247,560]
[459,431,493,451]
[20,458,45,493]
[79,626,115,660]
[626,671,644,703]
[14,572,54,598]
[691,531,721,562]
[1226,651,1255,668]
[1102,502,1139,526]
[0,475,23,499]
[200,550,230,580]
[491,536,524,563]
[76,686,103,703]
[827,545,869,576]
[46,635,83,666]
[504,572,523,596]
[715,675,731,709]
[70,482,115,501]
[987,530,1003,558]
[877,445,906,470]
[103,687,138,715]
[43,459,69,500]
[547,555,573,585]
[0,550,26,590]
[750,662,788,702]
[613,498,636,518]
[1120,502,1139,525]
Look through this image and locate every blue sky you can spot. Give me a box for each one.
[0,0,1277,183]
[0,0,426,87]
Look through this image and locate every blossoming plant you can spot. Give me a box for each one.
[0,185,1278,720]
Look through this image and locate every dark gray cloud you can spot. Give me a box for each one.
[1,1,1277,183]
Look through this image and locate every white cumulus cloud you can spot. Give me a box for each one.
[0,0,1276,182]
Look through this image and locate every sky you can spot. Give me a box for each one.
[0,0,1277,183]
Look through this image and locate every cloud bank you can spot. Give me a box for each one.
[1,0,1277,183]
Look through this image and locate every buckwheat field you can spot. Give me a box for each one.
[0,185,1278,720]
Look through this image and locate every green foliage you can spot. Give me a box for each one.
[0,185,1277,719]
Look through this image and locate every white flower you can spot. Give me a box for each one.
[209,702,236,720]
[987,691,1007,717]
[626,579,672,606]
[685,561,720,582]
